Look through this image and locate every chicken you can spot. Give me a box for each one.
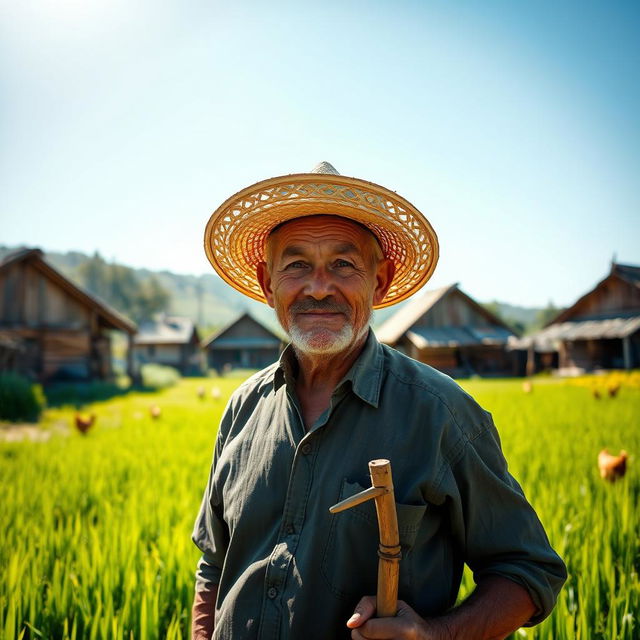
[197,386,206,399]
[608,384,620,398]
[150,404,162,419]
[592,389,601,400]
[522,381,533,394]
[598,449,628,482]
[74,413,95,435]
[211,387,221,401]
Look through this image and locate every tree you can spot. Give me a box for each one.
[76,255,171,322]
[136,276,171,321]
[77,252,111,301]
[481,300,523,335]
[533,301,562,331]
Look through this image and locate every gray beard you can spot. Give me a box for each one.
[278,298,371,356]
[286,317,371,356]
[288,322,354,356]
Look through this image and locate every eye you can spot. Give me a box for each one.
[334,259,354,268]
[283,260,308,270]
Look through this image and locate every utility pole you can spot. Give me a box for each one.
[196,277,204,326]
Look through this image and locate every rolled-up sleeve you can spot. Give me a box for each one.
[191,403,233,591]
[444,415,567,625]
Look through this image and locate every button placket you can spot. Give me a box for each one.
[259,404,317,640]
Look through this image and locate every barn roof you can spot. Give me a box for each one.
[375,283,514,345]
[202,311,283,349]
[134,315,198,345]
[511,314,640,352]
[406,325,514,349]
[548,262,640,326]
[375,284,455,344]
[614,263,640,286]
[0,248,137,334]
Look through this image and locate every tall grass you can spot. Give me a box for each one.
[1,376,638,639]
[1,380,231,640]
[461,378,639,639]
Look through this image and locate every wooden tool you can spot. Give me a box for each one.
[329,459,400,617]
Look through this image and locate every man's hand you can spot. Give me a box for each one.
[347,596,449,640]
[346,576,535,640]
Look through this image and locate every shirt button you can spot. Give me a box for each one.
[301,443,312,455]
[267,587,278,599]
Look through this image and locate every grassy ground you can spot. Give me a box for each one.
[1,374,638,639]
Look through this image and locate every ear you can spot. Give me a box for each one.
[256,262,275,308]
[373,258,395,306]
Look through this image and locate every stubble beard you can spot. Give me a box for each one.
[278,300,371,357]
[288,321,365,356]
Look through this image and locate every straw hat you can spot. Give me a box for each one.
[203,162,439,308]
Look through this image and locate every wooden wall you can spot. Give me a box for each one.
[568,277,640,321]
[0,260,115,381]
[208,346,280,372]
[412,290,494,330]
[560,338,628,370]
[0,262,90,329]
[141,344,182,363]
[134,343,204,375]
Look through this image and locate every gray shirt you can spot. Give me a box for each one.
[192,331,566,639]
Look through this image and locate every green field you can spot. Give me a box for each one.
[1,375,638,639]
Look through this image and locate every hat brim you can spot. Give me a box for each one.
[204,172,439,309]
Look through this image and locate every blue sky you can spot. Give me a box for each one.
[1,0,638,308]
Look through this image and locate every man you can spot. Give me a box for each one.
[192,162,566,639]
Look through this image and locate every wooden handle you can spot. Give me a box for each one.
[328,486,387,513]
[369,459,400,618]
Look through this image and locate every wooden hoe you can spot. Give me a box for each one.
[329,459,400,618]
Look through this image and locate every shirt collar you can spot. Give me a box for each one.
[273,344,298,391]
[273,329,383,408]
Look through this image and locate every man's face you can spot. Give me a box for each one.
[257,216,394,356]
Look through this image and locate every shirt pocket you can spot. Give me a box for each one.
[320,479,427,602]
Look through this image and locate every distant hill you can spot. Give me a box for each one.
[0,245,549,334]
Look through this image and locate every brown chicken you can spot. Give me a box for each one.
[608,384,620,398]
[598,449,628,482]
[74,413,95,435]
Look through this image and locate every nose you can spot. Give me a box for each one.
[304,266,335,299]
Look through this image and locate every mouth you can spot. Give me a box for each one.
[296,311,345,320]
[288,300,351,326]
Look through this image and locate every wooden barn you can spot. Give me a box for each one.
[523,262,640,372]
[203,312,283,373]
[376,283,516,377]
[134,314,204,375]
[0,248,136,382]
[507,333,559,377]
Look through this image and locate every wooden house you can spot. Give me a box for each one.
[376,283,516,377]
[522,262,640,372]
[203,312,283,373]
[507,333,559,377]
[0,248,137,382]
[134,314,204,375]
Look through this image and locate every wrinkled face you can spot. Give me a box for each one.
[257,216,394,356]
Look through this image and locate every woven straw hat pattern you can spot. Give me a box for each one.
[204,162,439,308]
